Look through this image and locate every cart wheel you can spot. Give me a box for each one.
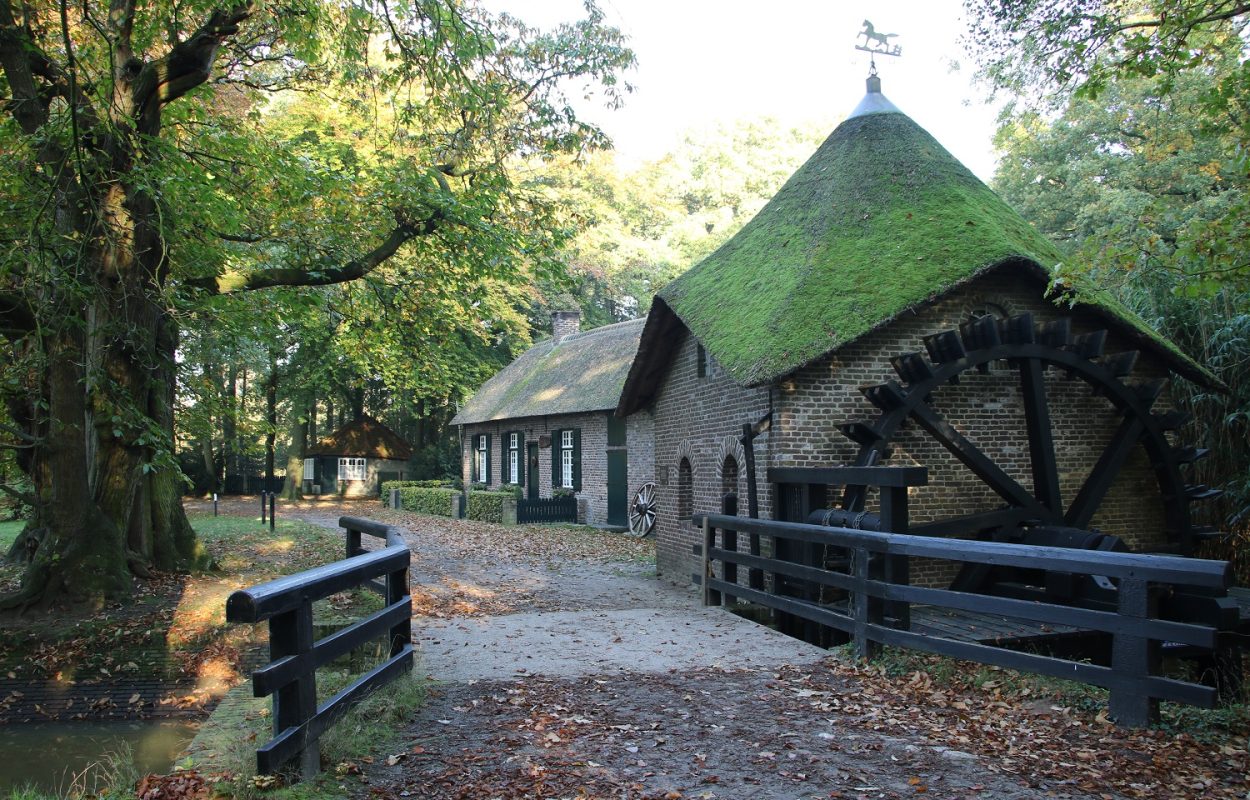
[627,482,657,537]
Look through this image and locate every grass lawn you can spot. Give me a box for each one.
[0,511,362,691]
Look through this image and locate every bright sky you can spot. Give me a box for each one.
[488,0,1002,180]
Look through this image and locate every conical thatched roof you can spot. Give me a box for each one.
[618,82,1215,412]
[306,415,412,460]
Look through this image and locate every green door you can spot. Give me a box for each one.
[607,449,627,526]
[526,442,540,498]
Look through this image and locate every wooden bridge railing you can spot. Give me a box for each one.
[694,513,1232,727]
[227,516,413,778]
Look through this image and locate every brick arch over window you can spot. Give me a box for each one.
[713,436,746,484]
[960,293,1018,321]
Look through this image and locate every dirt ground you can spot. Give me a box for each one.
[264,500,1248,800]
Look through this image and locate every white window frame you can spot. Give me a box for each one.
[508,433,519,484]
[475,435,487,482]
[302,457,314,478]
[560,430,574,488]
[338,457,366,482]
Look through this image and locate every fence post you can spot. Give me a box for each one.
[851,546,881,660]
[701,518,719,606]
[389,488,401,510]
[721,495,738,606]
[269,492,275,531]
[261,491,267,524]
[878,485,911,631]
[386,556,411,657]
[1109,578,1160,726]
[346,524,361,560]
[268,605,319,779]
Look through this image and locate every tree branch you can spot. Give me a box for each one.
[188,211,445,293]
[133,2,255,122]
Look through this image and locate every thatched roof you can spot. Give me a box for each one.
[617,80,1216,414]
[306,415,412,460]
[452,318,645,426]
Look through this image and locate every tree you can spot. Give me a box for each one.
[981,11,1250,571]
[0,0,633,608]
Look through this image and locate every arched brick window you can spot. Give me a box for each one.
[678,458,693,520]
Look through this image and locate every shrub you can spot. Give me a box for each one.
[553,487,575,498]
[467,490,513,523]
[500,483,523,500]
[381,479,452,498]
[397,486,460,516]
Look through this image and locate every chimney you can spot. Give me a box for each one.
[552,309,581,342]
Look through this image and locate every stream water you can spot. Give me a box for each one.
[0,720,198,794]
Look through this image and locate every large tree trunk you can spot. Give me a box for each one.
[264,359,278,492]
[282,392,309,501]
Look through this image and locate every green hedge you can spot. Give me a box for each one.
[466,490,513,523]
[397,486,460,517]
[382,479,454,498]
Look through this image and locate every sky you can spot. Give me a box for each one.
[487,0,1003,180]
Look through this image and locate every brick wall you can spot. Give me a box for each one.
[460,409,654,526]
[651,328,773,582]
[651,272,1185,588]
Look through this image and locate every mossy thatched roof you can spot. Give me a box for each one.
[617,90,1215,413]
[452,318,645,426]
[306,415,412,460]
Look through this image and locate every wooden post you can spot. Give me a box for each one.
[739,423,765,590]
[851,546,881,660]
[1109,578,1160,726]
[721,495,737,606]
[878,486,911,631]
[387,559,410,658]
[268,605,319,779]
[701,518,718,606]
[346,525,361,560]
[261,491,267,523]
[389,488,401,510]
[270,492,276,531]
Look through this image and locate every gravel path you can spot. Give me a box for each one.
[272,502,1087,800]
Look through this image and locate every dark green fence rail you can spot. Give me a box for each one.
[693,513,1233,727]
[226,517,412,778]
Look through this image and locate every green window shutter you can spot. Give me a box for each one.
[572,428,582,491]
[484,433,492,486]
[516,432,525,486]
[551,429,561,489]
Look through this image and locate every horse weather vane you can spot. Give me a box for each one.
[855,19,902,64]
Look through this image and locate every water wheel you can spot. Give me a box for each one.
[627,482,657,537]
[836,313,1221,563]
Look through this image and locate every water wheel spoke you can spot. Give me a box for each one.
[908,507,1034,537]
[908,402,1048,517]
[1019,357,1062,513]
[1064,415,1145,528]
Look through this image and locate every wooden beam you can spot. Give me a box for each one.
[1019,357,1062,513]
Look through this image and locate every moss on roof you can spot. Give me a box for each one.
[452,318,645,426]
[306,415,413,460]
[657,107,1215,388]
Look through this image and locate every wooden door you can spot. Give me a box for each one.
[526,443,539,498]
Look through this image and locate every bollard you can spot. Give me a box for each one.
[270,492,276,531]
[261,491,267,524]
[213,493,218,517]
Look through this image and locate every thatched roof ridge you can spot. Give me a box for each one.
[452,318,645,426]
[617,93,1215,413]
[306,415,413,460]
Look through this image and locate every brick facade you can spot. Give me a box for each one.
[650,272,1181,587]
[461,411,655,527]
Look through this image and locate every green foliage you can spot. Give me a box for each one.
[466,490,513,523]
[991,40,1250,575]
[382,479,453,496]
[500,483,524,500]
[552,487,576,499]
[397,486,460,517]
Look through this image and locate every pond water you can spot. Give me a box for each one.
[0,720,198,795]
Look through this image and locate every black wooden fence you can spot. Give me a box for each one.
[518,495,577,524]
[226,516,413,778]
[694,513,1232,727]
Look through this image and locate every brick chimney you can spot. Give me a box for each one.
[552,309,581,342]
